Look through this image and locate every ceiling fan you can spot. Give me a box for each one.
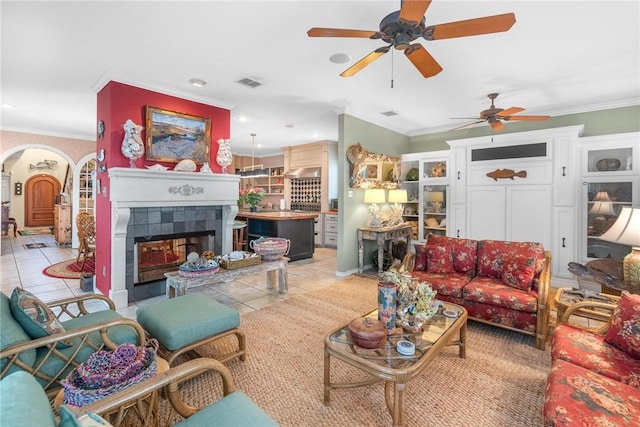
[451,93,551,131]
[307,0,515,78]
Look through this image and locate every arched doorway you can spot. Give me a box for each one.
[24,174,60,226]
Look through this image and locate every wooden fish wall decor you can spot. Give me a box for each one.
[486,168,527,181]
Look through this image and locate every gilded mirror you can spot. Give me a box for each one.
[346,143,400,189]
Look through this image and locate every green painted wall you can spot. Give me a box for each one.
[335,104,639,275]
[336,115,409,274]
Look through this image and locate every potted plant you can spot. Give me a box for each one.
[239,188,266,212]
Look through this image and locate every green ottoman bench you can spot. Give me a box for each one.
[136,294,246,366]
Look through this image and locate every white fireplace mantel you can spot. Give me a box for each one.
[106,167,240,308]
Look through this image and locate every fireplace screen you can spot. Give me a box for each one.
[136,239,186,284]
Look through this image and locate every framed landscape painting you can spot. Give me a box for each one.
[145,106,211,164]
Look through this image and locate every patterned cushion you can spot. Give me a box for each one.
[604,292,640,359]
[544,359,640,425]
[425,245,454,274]
[414,244,428,272]
[9,288,71,347]
[463,276,538,313]
[552,323,640,388]
[409,271,471,299]
[477,240,544,279]
[501,254,536,291]
[426,234,477,275]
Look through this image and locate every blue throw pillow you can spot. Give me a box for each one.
[9,288,72,347]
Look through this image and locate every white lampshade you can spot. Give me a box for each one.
[387,189,408,204]
[364,189,386,204]
[600,206,640,247]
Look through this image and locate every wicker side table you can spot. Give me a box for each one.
[554,288,619,323]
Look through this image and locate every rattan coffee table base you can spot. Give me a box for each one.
[324,304,467,426]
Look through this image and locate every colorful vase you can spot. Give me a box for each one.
[378,281,397,335]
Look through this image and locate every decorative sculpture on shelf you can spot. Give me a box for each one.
[121,119,145,168]
[216,139,233,173]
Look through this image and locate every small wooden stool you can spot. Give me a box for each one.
[136,294,246,366]
[233,221,248,252]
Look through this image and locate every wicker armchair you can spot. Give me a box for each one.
[75,211,96,271]
[64,358,278,427]
[0,293,145,400]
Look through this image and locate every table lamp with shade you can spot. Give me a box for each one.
[364,189,386,228]
[599,206,640,286]
[387,189,407,226]
[589,191,616,234]
[426,191,444,213]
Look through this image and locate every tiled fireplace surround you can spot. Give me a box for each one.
[127,206,220,301]
[108,168,239,309]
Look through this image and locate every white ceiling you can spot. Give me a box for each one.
[1,1,639,157]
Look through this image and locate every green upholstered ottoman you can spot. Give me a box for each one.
[136,294,246,366]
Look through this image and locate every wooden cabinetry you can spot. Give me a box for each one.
[53,204,71,246]
[241,167,285,196]
[282,141,338,213]
[324,213,338,247]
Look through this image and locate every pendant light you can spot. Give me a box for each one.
[239,133,269,177]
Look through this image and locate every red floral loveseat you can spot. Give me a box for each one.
[403,234,551,349]
[544,292,640,425]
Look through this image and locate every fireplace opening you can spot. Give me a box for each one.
[133,230,215,285]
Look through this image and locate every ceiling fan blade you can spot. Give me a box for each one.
[506,115,551,121]
[450,120,486,131]
[307,28,378,38]
[499,106,525,117]
[399,0,432,24]
[490,120,506,131]
[427,13,516,40]
[340,48,389,77]
[404,44,443,78]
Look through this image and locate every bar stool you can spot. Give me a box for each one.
[233,221,248,252]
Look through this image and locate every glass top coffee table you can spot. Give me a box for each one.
[324,303,467,426]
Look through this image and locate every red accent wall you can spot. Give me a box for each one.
[94,81,230,298]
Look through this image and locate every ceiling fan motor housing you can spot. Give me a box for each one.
[379,10,426,50]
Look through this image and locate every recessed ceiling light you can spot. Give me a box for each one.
[1,103,16,109]
[312,133,319,138]
[236,116,248,122]
[329,53,351,64]
[189,78,207,87]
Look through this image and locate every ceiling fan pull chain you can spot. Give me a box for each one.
[390,49,394,89]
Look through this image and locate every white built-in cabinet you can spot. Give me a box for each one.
[401,151,449,241]
[402,127,639,283]
[578,133,639,265]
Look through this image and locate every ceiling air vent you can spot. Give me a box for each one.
[381,110,398,117]
[237,77,262,88]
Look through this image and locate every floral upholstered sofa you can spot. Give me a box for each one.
[403,234,551,349]
[544,292,640,425]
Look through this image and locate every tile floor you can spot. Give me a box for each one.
[1,229,341,319]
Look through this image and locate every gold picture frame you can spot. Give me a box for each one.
[145,106,211,164]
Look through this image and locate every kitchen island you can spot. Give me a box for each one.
[237,211,318,261]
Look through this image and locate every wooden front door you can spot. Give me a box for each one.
[25,174,60,226]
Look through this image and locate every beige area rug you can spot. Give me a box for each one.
[166,277,552,426]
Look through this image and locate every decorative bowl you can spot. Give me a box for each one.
[250,237,290,260]
[349,317,387,349]
[595,158,621,171]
